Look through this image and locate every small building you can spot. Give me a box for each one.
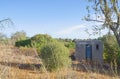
[75,40,103,63]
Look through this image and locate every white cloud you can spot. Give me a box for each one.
[55,19,108,39]
[57,24,86,35]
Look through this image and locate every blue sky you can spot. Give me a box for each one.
[0,0,107,39]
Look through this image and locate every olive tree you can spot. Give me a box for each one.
[86,0,120,46]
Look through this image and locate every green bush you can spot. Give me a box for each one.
[15,34,54,54]
[15,39,31,47]
[40,41,71,72]
[98,33,120,65]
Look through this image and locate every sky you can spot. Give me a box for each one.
[0,0,108,39]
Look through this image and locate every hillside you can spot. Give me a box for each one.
[0,45,119,79]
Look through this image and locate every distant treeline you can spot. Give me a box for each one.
[0,31,120,65]
[15,33,75,55]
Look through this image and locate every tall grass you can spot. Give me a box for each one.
[0,45,119,79]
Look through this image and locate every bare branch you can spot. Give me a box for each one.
[0,18,10,23]
[0,18,14,28]
[85,18,104,23]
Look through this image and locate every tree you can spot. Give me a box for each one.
[0,32,8,44]
[11,30,27,42]
[30,34,54,54]
[0,18,13,45]
[40,41,71,72]
[99,33,120,64]
[31,34,52,46]
[86,0,120,46]
[57,38,75,49]
[0,32,7,41]
[0,18,13,30]
[15,34,54,54]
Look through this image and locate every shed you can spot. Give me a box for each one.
[75,40,103,63]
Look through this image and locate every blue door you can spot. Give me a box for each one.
[86,44,92,60]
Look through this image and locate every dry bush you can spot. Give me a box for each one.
[0,45,119,79]
[19,47,38,57]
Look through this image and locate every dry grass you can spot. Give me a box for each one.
[0,45,119,79]
[2,66,118,79]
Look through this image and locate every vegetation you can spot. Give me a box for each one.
[0,17,119,78]
[0,32,8,44]
[99,33,120,65]
[86,0,120,46]
[56,38,75,55]
[15,39,31,47]
[11,31,27,41]
[0,19,13,45]
[15,34,54,54]
[57,38,75,49]
[40,41,71,72]
[15,34,76,56]
[0,31,120,78]
[1,2,120,78]
[11,31,27,45]
[0,45,119,79]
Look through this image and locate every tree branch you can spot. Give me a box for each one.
[116,16,120,30]
[0,18,11,23]
[85,18,104,23]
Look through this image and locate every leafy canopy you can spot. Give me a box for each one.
[99,33,120,65]
[86,0,120,46]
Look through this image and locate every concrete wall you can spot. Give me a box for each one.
[91,40,103,63]
[75,40,103,63]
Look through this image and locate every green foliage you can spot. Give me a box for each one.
[64,42,75,49]
[15,34,54,54]
[57,38,75,49]
[99,33,120,65]
[30,34,54,54]
[56,38,75,55]
[40,41,71,72]
[87,0,120,46]
[15,34,75,56]
[31,34,52,47]
[15,39,31,47]
[11,31,27,41]
[11,31,27,45]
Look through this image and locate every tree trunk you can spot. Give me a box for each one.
[113,31,120,47]
[115,34,120,47]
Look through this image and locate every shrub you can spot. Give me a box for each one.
[15,39,31,47]
[15,34,54,54]
[19,47,38,56]
[40,41,71,72]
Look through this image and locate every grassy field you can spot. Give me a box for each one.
[0,45,119,79]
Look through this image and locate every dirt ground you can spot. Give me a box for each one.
[0,46,119,79]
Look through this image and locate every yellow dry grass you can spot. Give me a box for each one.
[2,66,118,79]
[0,45,119,79]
